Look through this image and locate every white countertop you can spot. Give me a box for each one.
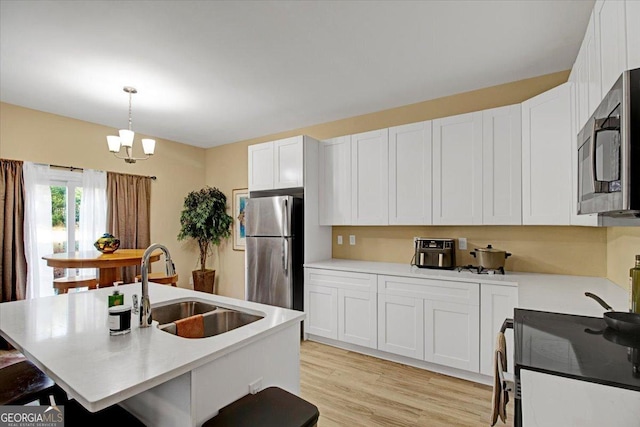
[304,259,629,317]
[0,284,304,412]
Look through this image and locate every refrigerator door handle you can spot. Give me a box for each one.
[282,198,288,236]
[282,238,288,275]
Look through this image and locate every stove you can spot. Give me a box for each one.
[456,264,505,275]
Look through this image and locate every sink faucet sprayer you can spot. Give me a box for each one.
[140,243,175,327]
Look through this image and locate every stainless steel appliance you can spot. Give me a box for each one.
[413,238,455,269]
[245,196,303,311]
[577,68,640,217]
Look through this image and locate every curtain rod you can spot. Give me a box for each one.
[49,164,157,180]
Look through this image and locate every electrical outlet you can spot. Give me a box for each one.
[458,237,467,250]
[349,235,356,245]
[249,377,262,395]
[337,235,343,245]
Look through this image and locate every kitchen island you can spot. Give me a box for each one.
[0,283,305,426]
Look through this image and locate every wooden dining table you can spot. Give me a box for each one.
[42,249,161,287]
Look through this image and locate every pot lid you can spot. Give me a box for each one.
[474,244,507,253]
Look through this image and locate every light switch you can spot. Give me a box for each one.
[337,235,343,245]
[349,235,356,245]
[458,237,467,250]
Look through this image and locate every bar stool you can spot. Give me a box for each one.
[203,387,319,427]
[53,276,98,294]
[0,360,60,405]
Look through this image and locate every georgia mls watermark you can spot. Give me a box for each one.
[0,405,64,427]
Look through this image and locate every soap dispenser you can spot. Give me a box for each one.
[109,281,125,307]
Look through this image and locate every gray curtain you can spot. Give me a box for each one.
[106,172,151,283]
[0,159,27,303]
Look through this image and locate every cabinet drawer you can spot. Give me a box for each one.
[305,268,377,292]
[377,275,479,306]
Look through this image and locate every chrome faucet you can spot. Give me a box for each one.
[140,243,175,327]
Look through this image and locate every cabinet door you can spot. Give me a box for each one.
[388,121,432,225]
[424,300,480,372]
[432,112,483,225]
[248,141,274,192]
[351,129,389,225]
[318,137,351,225]
[627,0,640,70]
[574,11,601,133]
[596,0,627,94]
[304,284,338,339]
[338,289,377,349]
[273,136,303,189]
[482,105,522,225]
[479,284,518,376]
[521,83,572,225]
[377,294,424,359]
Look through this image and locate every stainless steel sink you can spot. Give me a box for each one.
[151,301,218,325]
[157,308,263,338]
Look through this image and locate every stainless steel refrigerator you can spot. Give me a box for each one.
[245,196,304,311]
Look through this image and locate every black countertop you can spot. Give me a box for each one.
[514,309,640,392]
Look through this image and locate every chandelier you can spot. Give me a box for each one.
[106,86,155,164]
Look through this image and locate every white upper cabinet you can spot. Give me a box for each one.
[574,11,601,130]
[273,136,304,189]
[388,121,432,225]
[248,141,274,191]
[248,136,304,192]
[521,83,572,225]
[595,0,628,95]
[318,136,352,226]
[482,105,522,225]
[351,129,389,225]
[627,0,640,70]
[432,112,483,225]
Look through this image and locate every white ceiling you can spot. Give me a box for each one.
[0,1,594,148]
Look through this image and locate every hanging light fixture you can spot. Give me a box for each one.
[106,86,155,164]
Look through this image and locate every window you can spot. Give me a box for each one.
[49,169,82,278]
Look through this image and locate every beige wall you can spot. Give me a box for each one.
[607,227,640,289]
[0,102,206,288]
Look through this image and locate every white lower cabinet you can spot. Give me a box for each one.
[424,300,480,371]
[377,294,424,359]
[377,275,481,372]
[479,284,518,376]
[304,268,377,348]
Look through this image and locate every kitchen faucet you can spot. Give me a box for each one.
[140,243,175,327]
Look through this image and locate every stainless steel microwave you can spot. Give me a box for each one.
[577,68,639,218]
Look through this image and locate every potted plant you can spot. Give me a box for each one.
[178,187,233,293]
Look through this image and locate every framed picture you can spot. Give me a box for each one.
[232,188,248,251]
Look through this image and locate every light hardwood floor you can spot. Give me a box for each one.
[300,341,514,427]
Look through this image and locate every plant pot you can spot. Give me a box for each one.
[192,269,216,294]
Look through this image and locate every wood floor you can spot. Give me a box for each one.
[300,341,514,427]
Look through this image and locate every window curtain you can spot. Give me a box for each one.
[0,159,27,302]
[107,172,151,283]
[79,169,107,252]
[22,162,54,299]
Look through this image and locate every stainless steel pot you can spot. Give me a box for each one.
[470,244,512,270]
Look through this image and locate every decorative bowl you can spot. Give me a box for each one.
[94,233,120,253]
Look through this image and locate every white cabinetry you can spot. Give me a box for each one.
[388,121,432,225]
[351,129,389,225]
[482,105,522,225]
[304,268,377,349]
[248,136,303,192]
[318,136,351,225]
[574,11,601,130]
[595,0,627,95]
[627,0,640,69]
[432,112,483,225]
[377,275,480,372]
[521,83,572,225]
[479,284,518,376]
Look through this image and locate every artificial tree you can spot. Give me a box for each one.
[178,186,232,293]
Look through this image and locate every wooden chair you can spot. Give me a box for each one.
[53,276,98,294]
[0,360,63,406]
[135,272,179,286]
